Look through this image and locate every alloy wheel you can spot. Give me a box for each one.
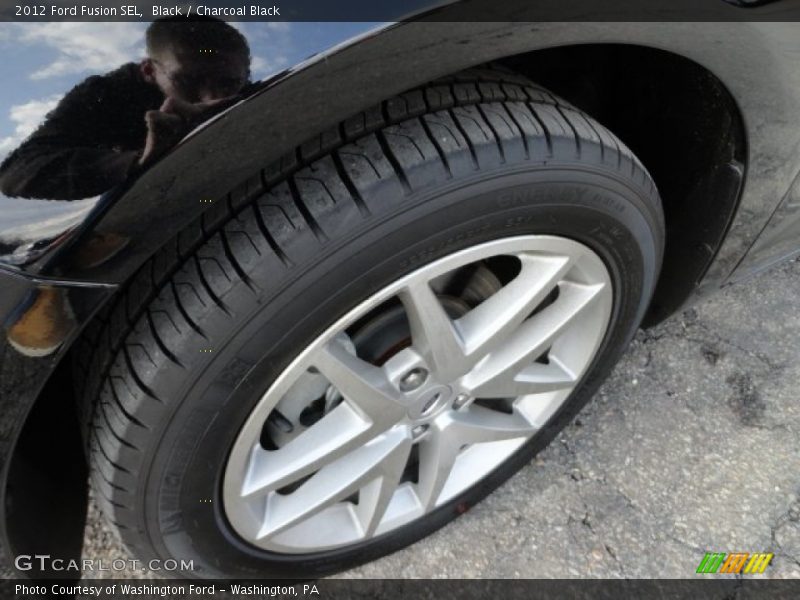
[223,235,613,553]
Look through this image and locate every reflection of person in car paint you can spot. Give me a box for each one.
[4,16,252,358]
[0,15,252,201]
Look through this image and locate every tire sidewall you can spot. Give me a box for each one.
[143,166,661,578]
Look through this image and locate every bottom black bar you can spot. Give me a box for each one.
[3,579,800,600]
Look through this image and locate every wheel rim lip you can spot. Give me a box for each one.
[222,235,613,554]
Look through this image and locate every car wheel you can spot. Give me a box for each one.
[74,65,663,578]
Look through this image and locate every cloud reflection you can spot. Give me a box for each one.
[17,22,146,80]
[0,95,62,158]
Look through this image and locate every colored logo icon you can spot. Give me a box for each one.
[696,552,773,574]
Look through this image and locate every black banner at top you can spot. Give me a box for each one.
[4,0,800,22]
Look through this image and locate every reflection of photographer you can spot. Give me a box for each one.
[0,16,252,201]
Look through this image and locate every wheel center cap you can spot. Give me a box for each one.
[407,384,452,420]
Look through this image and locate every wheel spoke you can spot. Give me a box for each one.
[241,338,407,498]
[355,439,413,536]
[467,357,577,398]
[455,253,572,363]
[416,423,461,510]
[461,281,605,397]
[242,402,372,497]
[417,406,536,509]
[399,281,467,380]
[257,428,412,540]
[447,405,537,444]
[312,336,403,426]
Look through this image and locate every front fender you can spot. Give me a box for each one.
[3,17,799,296]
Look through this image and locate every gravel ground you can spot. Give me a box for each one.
[82,257,800,579]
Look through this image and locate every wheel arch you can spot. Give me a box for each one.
[497,43,747,324]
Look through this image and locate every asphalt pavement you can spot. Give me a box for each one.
[82,256,800,579]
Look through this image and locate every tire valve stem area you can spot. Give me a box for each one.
[266,411,294,434]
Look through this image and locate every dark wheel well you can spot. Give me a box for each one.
[500,44,746,324]
[5,359,87,578]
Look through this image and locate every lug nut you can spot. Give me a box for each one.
[411,424,429,439]
[452,393,471,410]
[399,367,429,392]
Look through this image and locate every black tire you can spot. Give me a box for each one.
[73,65,663,579]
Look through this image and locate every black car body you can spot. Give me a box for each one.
[1,1,800,577]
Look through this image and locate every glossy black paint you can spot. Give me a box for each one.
[0,270,114,575]
[3,22,799,290]
[2,8,800,575]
